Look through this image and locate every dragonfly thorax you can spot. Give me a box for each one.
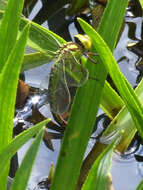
[56,42,83,61]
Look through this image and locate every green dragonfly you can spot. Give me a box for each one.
[41,34,93,114]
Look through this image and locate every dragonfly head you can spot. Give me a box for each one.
[74,34,92,51]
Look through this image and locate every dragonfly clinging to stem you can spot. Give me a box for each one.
[41,34,95,115]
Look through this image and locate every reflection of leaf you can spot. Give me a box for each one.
[33,0,68,25]
[23,0,38,17]
[16,80,29,108]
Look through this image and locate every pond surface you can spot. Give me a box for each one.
[12,1,143,190]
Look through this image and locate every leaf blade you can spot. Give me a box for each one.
[0,23,30,190]
[10,128,45,190]
[0,0,24,72]
[78,17,143,138]
[0,119,50,175]
[82,136,118,190]
[50,1,128,190]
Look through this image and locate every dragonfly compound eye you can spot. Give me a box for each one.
[74,34,92,51]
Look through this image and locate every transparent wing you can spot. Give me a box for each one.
[47,59,71,114]
[31,23,62,53]
[64,52,89,87]
[41,46,89,114]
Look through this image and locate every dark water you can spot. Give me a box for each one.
[12,1,143,190]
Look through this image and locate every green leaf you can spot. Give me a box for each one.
[0,0,24,72]
[0,23,30,151]
[0,0,28,188]
[0,119,50,175]
[50,1,128,190]
[98,0,128,51]
[102,77,143,153]
[138,0,143,9]
[82,136,118,190]
[78,17,143,139]
[10,128,45,190]
[136,179,143,190]
[101,81,124,119]
[0,23,29,190]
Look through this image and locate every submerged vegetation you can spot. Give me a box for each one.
[0,0,143,190]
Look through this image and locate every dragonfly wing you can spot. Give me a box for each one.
[48,61,71,114]
[64,54,89,87]
[32,24,61,53]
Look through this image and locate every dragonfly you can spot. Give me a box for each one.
[41,34,94,115]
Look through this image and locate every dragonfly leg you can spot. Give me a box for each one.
[88,76,99,81]
[84,52,98,64]
[89,76,104,87]
[59,114,68,125]
[87,52,98,56]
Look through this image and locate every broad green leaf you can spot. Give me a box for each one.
[0,23,29,190]
[10,128,44,190]
[0,0,24,72]
[82,136,118,190]
[50,1,128,190]
[0,119,50,175]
